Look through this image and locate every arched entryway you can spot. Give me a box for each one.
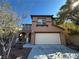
[18,32,31,44]
[19,32,26,43]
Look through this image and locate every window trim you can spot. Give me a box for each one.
[36,19,47,26]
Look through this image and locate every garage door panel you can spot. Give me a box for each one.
[35,33,61,44]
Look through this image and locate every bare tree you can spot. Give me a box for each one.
[0,9,20,59]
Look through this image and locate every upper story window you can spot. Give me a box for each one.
[36,19,47,26]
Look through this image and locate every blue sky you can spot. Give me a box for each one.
[7,0,66,24]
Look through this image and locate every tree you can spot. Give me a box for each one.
[0,1,21,59]
[57,0,79,24]
[56,0,79,35]
[0,10,20,59]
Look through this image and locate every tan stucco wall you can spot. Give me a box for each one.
[60,32,66,45]
[31,16,66,45]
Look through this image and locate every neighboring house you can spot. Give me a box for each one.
[22,24,31,33]
[19,24,32,43]
[31,15,65,45]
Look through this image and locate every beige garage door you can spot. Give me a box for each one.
[35,33,61,44]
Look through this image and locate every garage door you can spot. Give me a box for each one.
[35,33,61,44]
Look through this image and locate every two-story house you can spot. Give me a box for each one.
[19,15,65,45]
[31,15,65,45]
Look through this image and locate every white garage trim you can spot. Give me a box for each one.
[35,33,61,44]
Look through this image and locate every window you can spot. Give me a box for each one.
[22,24,31,30]
[36,19,47,26]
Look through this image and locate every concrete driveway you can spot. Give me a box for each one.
[27,44,79,59]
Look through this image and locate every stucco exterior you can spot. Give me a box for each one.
[31,15,66,45]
